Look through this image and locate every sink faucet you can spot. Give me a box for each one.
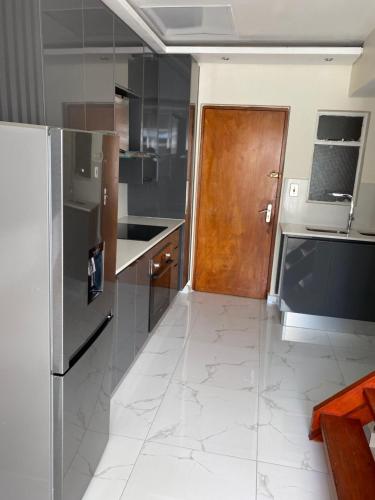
[328,192,354,232]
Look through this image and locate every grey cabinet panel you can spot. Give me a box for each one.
[280,238,333,316]
[83,0,115,132]
[143,53,159,154]
[170,262,179,301]
[128,55,192,218]
[135,250,151,355]
[112,262,137,393]
[113,229,181,388]
[280,236,375,322]
[41,0,86,129]
[128,55,144,150]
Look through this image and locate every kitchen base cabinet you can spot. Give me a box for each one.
[135,249,152,357]
[111,252,149,394]
[112,228,182,393]
[112,262,137,393]
[279,236,375,322]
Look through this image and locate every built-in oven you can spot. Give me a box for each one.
[149,243,176,331]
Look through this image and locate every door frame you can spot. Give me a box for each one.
[192,104,290,295]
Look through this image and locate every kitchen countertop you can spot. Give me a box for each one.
[280,223,375,243]
[116,215,185,275]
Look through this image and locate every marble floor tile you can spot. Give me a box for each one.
[188,290,259,307]
[328,331,375,351]
[159,301,200,328]
[121,442,257,500]
[257,393,327,473]
[260,323,334,358]
[148,380,258,460]
[110,372,170,440]
[193,308,261,333]
[337,359,375,386]
[173,338,259,391]
[332,345,375,364]
[260,351,345,403]
[198,300,263,319]
[190,321,260,349]
[153,323,192,341]
[89,435,143,481]
[131,334,185,378]
[83,478,127,500]
[257,462,332,500]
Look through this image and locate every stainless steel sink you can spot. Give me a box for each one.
[358,231,375,237]
[306,226,348,235]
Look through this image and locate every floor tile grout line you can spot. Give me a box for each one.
[255,307,267,499]
[119,294,201,499]
[137,438,259,463]
[256,458,331,476]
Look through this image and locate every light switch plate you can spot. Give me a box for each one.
[289,183,299,197]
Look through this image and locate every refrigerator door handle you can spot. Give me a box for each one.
[53,314,113,376]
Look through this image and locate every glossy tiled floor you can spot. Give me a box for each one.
[83,290,375,500]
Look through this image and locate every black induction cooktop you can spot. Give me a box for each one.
[118,223,167,241]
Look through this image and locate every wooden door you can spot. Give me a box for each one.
[194,106,288,299]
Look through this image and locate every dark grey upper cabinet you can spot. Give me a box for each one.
[41,0,142,132]
[0,0,45,125]
[142,53,159,155]
[128,55,192,218]
[83,0,115,132]
[41,0,86,129]
[127,55,144,151]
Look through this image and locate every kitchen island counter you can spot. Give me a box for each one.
[281,223,375,243]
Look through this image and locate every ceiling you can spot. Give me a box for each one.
[127,0,375,47]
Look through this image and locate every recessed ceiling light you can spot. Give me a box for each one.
[221,56,230,61]
[324,57,334,62]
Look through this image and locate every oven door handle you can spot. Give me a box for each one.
[151,260,174,280]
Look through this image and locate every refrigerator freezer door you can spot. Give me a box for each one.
[53,316,113,500]
[50,129,119,374]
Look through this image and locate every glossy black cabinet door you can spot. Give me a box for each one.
[128,55,192,218]
[280,237,375,321]
[143,53,159,155]
[83,0,115,132]
[112,262,137,393]
[280,238,333,315]
[134,251,151,356]
[128,55,144,151]
[0,0,45,124]
[41,0,86,129]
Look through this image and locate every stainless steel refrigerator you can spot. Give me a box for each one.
[0,123,119,500]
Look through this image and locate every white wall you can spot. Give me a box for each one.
[350,28,375,97]
[192,62,375,293]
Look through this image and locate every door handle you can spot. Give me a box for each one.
[268,171,280,179]
[103,187,109,206]
[259,203,273,223]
